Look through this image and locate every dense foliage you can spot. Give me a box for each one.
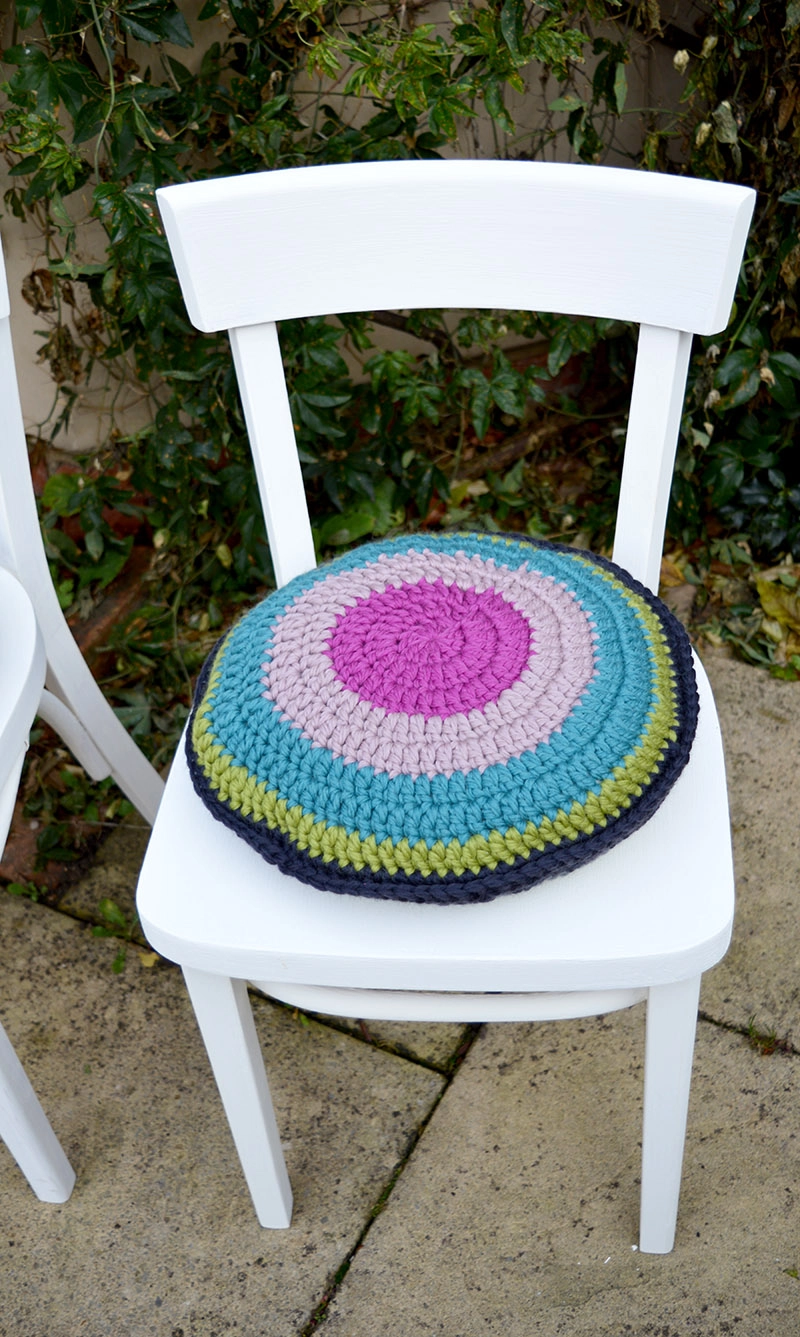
[1,1,800,872]
[3,1,799,581]
[0,0,632,603]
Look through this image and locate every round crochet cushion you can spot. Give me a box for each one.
[186,533,698,905]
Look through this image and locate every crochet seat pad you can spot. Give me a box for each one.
[186,532,698,905]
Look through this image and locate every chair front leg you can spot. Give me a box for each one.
[639,974,701,1253]
[182,966,293,1227]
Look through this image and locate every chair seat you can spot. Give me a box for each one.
[184,533,699,906]
[139,642,732,993]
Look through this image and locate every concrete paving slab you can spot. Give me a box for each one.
[322,1008,800,1336]
[701,653,800,1041]
[0,894,443,1337]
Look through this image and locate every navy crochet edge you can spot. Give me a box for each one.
[184,536,699,905]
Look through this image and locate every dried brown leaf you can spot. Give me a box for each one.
[659,555,686,589]
[756,577,800,634]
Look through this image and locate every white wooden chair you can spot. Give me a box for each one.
[0,566,75,1201]
[138,161,755,1252]
[0,246,163,825]
[0,234,167,1202]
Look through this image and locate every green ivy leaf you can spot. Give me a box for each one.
[72,96,107,144]
[729,369,761,406]
[76,539,132,591]
[770,351,800,377]
[229,0,260,37]
[42,471,81,515]
[500,0,525,63]
[484,80,514,134]
[490,360,525,416]
[548,94,583,113]
[460,368,491,440]
[317,510,376,547]
[715,347,759,387]
[5,48,99,117]
[706,455,745,506]
[85,528,104,562]
[547,325,573,377]
[119,2,193,48]
[38,0,80,36]
[15,1,43,25]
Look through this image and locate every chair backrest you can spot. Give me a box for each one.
[157,161,755,593]
[0,243,163,823]
[0,257,62,618]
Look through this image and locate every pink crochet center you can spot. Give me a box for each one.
[325,577,532,717]
[264,549,597,779]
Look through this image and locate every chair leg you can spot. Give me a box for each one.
[639,974,701,1253]
[182,967,293,1227]
[0,1022,75,1203]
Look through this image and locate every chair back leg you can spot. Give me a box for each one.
[639,974,701,1252]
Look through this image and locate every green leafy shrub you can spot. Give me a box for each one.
[1,0,799,742]
[662,2,800,556]
[0,1,628,603]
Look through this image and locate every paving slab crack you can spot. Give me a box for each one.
[698,1008,797,1057]
[298,1022,483,1336]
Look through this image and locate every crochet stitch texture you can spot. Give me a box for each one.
[186,533,698,905]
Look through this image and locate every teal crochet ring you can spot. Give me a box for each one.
[186,533,698,904]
